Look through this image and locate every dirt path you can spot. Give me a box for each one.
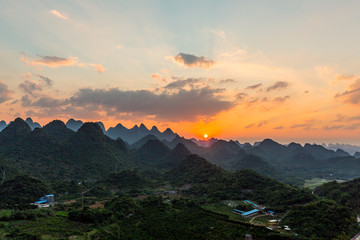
[249,214,266,225]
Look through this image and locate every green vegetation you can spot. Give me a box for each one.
[0,175,50,207]
[282,199,358,239]
[314,177,360,211]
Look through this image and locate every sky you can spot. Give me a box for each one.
[0,0,360,144]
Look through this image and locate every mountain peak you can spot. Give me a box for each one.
[150,126,159,132]
[131,125,139,130]
[44,120,67,129]
[96,122,106,133]
[0,117,31,139]
[25,117,42,130]
[163,128,174,134]
[115,123,126,128]
[76,122,106,142]
[25,117,33,124]
[139,123,148,130]
[66,118,84,131]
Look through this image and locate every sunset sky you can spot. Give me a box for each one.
[1,0,360,144]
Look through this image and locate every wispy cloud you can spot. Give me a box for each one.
[89,63,106,73]
[18,80,42,95]
[273,96,290,102]
[335,79,360,104]
[20,53,106,73]
[36,74,53,86]
[0,81,12,103]
[174,53,215,68]
[32,56,79,68]
[220,79,236,84]
[336,74,355,81]
[266,81,289,92]
[246,83,262,90]
[50,10,68,20]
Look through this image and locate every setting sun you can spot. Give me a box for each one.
[204,134,208,139]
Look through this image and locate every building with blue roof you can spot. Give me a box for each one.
[33,194,54,207]
[244,200,258,208]
[242,209,259,217]
[233,208,259,218]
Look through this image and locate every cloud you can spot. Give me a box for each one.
[36,74,53,86]
[32,56,78,68]
[290,123,315,130]
[235,92,247,100]
[266,81,289,92]
[0,81,12,103]
[18,80,42,95]
[336,74,355,81]
[322,125,345,130]
[220,79,236,84]
[20,53,106,73]
[174,53,215,68]
[21,95,66,108]
[273,96,290,102]
[274,126,283,130]
[335,79,360,104]
[257,121,268,127]
[245,123,254,128]
[246,83,262,90]
[21,83,235,121]
[68,87,233,121]
[164,78,204,90]
[89,63,106,73]
[50,10,68,20]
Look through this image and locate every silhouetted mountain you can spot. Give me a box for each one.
[287,142,302,151]
[96,121,106,133]
[132,139,171,167]
[167,154,229,186]
[149,126,160,136]
[232,154,275,175]
[43,120,75,142]
[202,140,245,170]
[303,143,339,160]
[106,123,176,144]
[166,134,204,153]
[54,122,134,179]
[25,117,41,130]
[246,138,292,164]
[0,118,31,147]
[157,143,191,169]
[130,135,159,149]
[335,148,350,157]
[66,118,84,131]
[323,143,360,155]
[191,138,217,148]
[161,128,176,141]
[106,123,128,140]
[0,120,7,132]
[354,152,360,159]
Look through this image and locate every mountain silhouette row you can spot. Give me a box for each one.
[1,117,360,185]
[0,117,176,144]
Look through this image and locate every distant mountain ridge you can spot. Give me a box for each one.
[1,117,360,184]
[0,117,177,145]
